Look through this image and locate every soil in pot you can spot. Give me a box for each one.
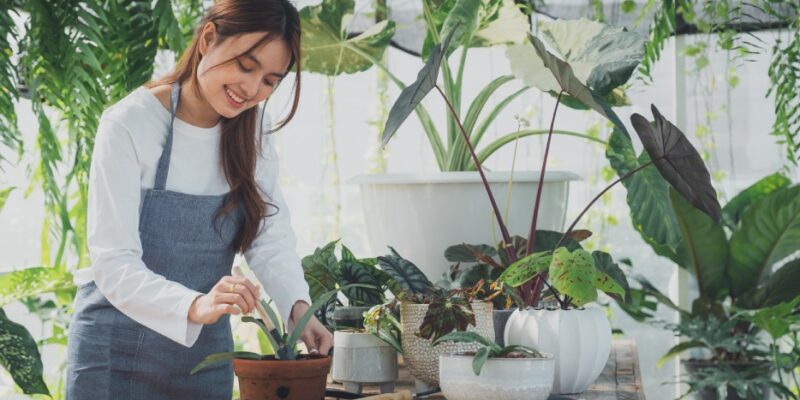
[233,354,331,400]
[682,359,773,400]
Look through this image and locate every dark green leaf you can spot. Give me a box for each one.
[444,243,497,263]
[657,340,706,368]
[630,105,721,222]
[338,261,384,306]
[382,28,457,145]
[377,247,432,296]
[728,185,800,296]
[191,351,262,374]
[0,308,49,395]
[669,188,729,300]
[722,173,791,229]
[740,258,800,309]
[591,251,631,302]
[301,240,339,302]
[416,297,476,342]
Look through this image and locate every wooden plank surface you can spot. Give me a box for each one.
[326,339,645,400]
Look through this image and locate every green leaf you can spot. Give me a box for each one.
[722,173,791,229]
[496,251,552,287]
[0,187,14,212]
[657,340,706,368]
[444,243,497,263]
[438,0,481,57]
[472,346,490,375]
[606,129,681,261]
[0,308,49,395]
[191,351,262,375]
[338,261,384,306]
[377,247,432,296]
[750,295,800,338]
[631,105,722,222]
[433,330,501,353]
[0,267,74,307]
[260,299,285,339]
[728,185,800,296]
[382,27,457,145]
[548,248,599,307]
[591,251,630,302]
[669,188,729,300]
[301,240,340,302]
[499,344,544,358]
[740,258,800,309]
[242,316,281,355]
[299,0,396,75]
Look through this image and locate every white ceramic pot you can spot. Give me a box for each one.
[332,331,398,394]
[439,352,555,400]
[504,307,611,394]
[350,171,578,279]
[400,302,495,390]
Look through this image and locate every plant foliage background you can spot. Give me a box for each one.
[0,0,798,398]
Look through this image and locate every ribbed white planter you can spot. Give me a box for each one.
[503,307,611,394]
[350,171,578,280]
[439,352,555,400]
[332,331,398,394]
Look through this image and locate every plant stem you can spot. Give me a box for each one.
[434,85,515,263]
[523,90,564,307]
[526,90,564,256]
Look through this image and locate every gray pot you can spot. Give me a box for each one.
[492,309,515,347]
[333,306,372,329]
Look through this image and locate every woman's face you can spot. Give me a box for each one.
[197,22,291,119]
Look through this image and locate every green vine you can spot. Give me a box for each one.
[767,28,800,166]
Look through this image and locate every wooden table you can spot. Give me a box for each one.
[327,339,645,400]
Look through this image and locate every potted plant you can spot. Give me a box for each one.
[191,282,372,400]
[301,240,389,329]
[617,174,800,399]
[433,331,554,400]
[383,18,720,395]
[374,246,498,391]
[350,0,583,281]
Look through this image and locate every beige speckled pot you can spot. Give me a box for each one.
[400,301,494,388]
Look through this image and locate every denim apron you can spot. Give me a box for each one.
[67,81,244,399]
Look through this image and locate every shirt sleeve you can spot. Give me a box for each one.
[243,131,312,330]
[87,115,204,348]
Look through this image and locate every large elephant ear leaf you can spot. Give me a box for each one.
[669,188,729,301]
[728,185,800,297]
[526,34,631,139]
[497,251,552,287]
[301,240,340,302]
[382,27,458,145]
[722,173,791,229]
[0,308,49,396]
[377,247,432,295]
[300,0,396,75]
[739,258,800,310]
[631,105,722,222]
[548,248,599,307]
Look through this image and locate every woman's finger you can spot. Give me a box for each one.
[317,328,333,355]
[219,278,256,313]
[227,276,261,303]
[215,292,251,314]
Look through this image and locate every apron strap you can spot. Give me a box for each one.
[154,81,181,191]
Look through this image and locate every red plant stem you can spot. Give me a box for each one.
[434,85,516,263]
[526,90,565,256]
[553,159,657,309]
[524,90,564,308]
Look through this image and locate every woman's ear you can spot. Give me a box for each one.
[198,22,217,57]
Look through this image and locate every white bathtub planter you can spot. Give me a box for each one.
[504,307,611,394]
[350,171,578,280]
[434,331,554,400]
[331,330,398,394]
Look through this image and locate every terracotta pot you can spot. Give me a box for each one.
[233,355,331,400]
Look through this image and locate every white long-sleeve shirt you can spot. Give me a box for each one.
[74,86,312,348]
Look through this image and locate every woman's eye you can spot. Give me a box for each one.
[236,59,252,73]
[263,79,274,87]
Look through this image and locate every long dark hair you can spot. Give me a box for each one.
[147,0,302,253]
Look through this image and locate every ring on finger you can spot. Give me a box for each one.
[229,283,237,293]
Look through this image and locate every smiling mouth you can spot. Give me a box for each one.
[225,86,246,105]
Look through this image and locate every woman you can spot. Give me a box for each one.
[65,1,331,398]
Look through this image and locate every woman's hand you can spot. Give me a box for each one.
[188,276,261,324]
[288,301,333,356]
